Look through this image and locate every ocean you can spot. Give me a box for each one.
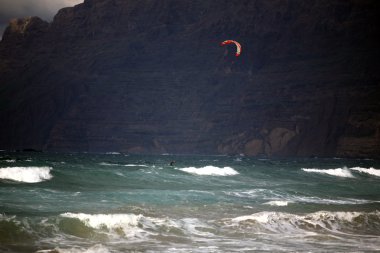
[0,152,379,252]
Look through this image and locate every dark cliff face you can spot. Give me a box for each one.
[0,0,379,157]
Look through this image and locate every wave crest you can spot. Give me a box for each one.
[0,166,53,183]
[99,162,148,167]
[60,212,214,239]
[229,211,380,234]
[302,168,354,178]
[179,166,239,176]
[350,167,380,177]
[302,166,380,178]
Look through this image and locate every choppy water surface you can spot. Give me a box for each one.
[1,152,380,252]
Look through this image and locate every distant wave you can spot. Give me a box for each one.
[99,162,148,167]
[350,167,380,177]
[225,189,376,205]
[291,196,378,205]
[302,168,354,178]
[302,166,380,178]
[179,166,239,176]
[123,164,149,167]
[0,166,53,183]
[99,162,118,166]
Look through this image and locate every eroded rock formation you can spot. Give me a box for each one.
[0,0,379,157]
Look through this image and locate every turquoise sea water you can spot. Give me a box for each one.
[1,152,380,252]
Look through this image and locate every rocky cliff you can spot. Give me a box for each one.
[0,0,379,157]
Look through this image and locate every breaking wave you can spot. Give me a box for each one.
[2,210,380,252]
[0,166,53,183]
[228,211,380,235]
[60,213,145,238]
[302,166,380,178]
[350,167,380,177]
[60,212,214,239]
[302,168,354,178]
[178,166,239,176]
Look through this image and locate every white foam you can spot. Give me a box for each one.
[0,166,53,183]
[224,189,375,205]
[302,168,354,178]
[224,189,282,200]
[232,212,277,224]
[60,212,214,239]
[61,212,139,227]
[61,213,145,238]
[350,167,380,177]
[99,162,118,166]
[5,159,16,163]
[180,218,215,236]
[99,162,148,167]
[230,211,380,234]
[290,196,377,205]
[123,164,149,167]
[179,166,239,176]
[263,200,289,206]
[39,244,111,253]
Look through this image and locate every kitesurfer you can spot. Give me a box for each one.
[220,40,242,57]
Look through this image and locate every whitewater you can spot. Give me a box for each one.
[1,152,380,252]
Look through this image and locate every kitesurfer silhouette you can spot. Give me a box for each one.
[220,40,242,57]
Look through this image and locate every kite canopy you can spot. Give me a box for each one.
[220,40,242,57]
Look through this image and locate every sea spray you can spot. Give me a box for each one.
[0,166,53,183]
